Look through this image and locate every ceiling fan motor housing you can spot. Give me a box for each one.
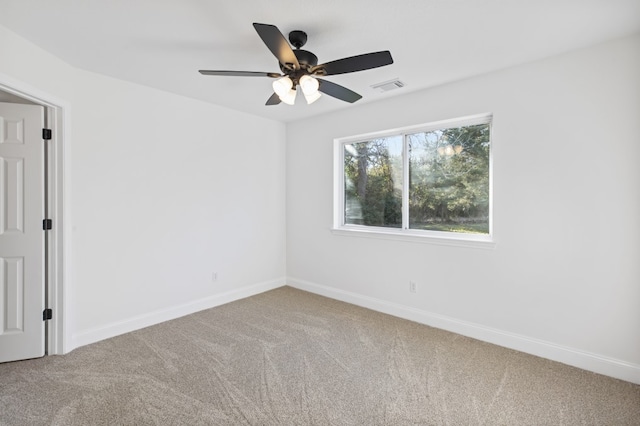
[279,49,319,79]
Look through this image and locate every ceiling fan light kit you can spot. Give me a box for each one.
[303,89,322,105]
[199,23,394,106]
[299,75,321,104]
[281,91,297,105]
[272,76,297,104]
[272,76,293,95]
[300,75,319,94]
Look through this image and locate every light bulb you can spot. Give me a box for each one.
[272,77,293,97]
[299,75,319,95]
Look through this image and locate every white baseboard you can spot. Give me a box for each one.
[287,277,640,385]
[71,277,286,350]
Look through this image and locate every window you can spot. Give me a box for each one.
[334,114,492,244]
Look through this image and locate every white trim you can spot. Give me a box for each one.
[336,113,493,145]
[0,72,71,356]
[287,277,640,385]
[333,135,344,228]
[333,113,494,245]
[330,226,496,249]
[487,118,495,239]
[71,278,287,350]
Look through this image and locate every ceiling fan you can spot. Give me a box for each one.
[199,23,394,106]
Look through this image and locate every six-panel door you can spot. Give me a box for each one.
[0,102,45,363]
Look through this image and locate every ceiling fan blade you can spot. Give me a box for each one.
[317,79,362,103]
[199,70,281,78]
[253,23,300,70]
[266,93,281,105]
[315,51,393,76]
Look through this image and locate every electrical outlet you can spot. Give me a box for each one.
[409,281,417,293]
[212,272,218,282]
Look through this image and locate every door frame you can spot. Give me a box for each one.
[0,72,70,356]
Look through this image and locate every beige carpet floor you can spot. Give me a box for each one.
[1,286,639,425]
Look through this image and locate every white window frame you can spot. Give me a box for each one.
[332,113,495,249]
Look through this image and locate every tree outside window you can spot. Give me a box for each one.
[341,117,491,236]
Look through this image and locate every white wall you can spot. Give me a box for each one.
[3,22,639,383]
[286,34,640,383]
[0,25,287,349]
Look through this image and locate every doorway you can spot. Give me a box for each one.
[0,80,67,359]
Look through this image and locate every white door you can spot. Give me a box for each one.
[0,102,45,363]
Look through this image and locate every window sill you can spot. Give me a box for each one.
[331,226,496,249]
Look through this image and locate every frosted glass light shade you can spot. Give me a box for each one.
[304,91,321,104]
[272,77,293,97]
[299,75,319,95]
[280,88,297,105]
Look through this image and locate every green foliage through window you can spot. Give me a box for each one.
[343,118,491,235]
[344,136,403,228]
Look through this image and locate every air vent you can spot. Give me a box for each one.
[371,78,405,92]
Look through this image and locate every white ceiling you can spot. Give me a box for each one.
[1,0,639,123]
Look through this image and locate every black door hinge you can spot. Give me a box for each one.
[42,128,52,140]
[43,308,53,321]
[43,219,52,230]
